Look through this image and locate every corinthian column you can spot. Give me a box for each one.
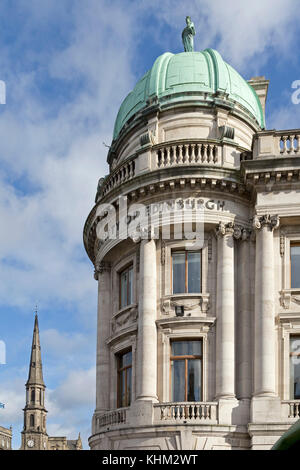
[94,261,111,413]
[136,237,158,402]
[215,222,236,399]
[253,214,280,396]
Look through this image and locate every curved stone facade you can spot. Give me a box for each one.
[84,53,300,450]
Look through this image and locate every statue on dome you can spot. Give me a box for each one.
[182,16,195,52]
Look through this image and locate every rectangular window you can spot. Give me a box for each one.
[117,350,132,408]
[290,336,300,399]
[291,243,300,289]
[119,266,133,309]
[170,340,202,402]
[172,252,201,294]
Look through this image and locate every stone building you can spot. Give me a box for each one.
[0,426,12,450]
[84,34,300,450]
[20,315,82,450]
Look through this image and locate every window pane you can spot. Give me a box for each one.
[172,340,201,357]
[120,271,128,308]
[187,252,201,293]
[120,351,132,368]
[290,337,300,399]
[187,359,201,401]
[291,245,300,288]
[127,367,132,406]
[171,360,185,401]
[172,253,186,294]
[128,267,133,305]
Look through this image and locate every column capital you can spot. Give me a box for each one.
[94,261,111,280]
[252,214,280,232]
[215,221,239,238]
[233,225,252,241]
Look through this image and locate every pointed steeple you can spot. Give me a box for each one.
[26,313,45,387]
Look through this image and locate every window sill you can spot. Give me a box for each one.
[280,289,300,310]
[111,304,138,334]
[161,293,210,316]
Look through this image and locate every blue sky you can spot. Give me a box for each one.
[1,0,300,450]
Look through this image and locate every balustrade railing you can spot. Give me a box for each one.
[101,159,135,196]
[154,402,218,422]
[282,400,300,419]
[279,133,300,155]
[156,142,220,168]
[95,408,128,431]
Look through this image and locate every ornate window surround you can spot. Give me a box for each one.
[160,238,210,317]
[109,335,137,410]
[158,320,215,403]
[112,251,137,319]
[279,320,300,399]
[280,231,300,310]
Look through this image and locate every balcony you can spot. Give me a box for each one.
[253,130,300,159]
[154,402,218,424]
[282,400,300,420]
[94,408,128,433]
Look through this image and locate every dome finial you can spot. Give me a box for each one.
[182,16,195,52]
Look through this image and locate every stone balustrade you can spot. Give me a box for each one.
[154,402,218,423]
[253,130,300,159]
[282,400,300,419]
[95,408,128,431]
[101,158,136,197]
[156,141,221,168]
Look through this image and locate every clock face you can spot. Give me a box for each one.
[27,439,34,448]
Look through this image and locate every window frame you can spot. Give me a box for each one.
[290,334,300,400]
[117,349,132,408]
[171,250,202,295]
[290,242,300,289]
[119,265,133,309]
[169,339,203,402]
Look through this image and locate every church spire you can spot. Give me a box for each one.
[26,312,45,387]
[21,311,48,450]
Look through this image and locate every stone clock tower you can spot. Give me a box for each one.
[20,314,48,450]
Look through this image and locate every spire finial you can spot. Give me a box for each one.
[182,16,195,52]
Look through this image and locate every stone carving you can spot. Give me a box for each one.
[94,261,111,280]
[280,235,285,257]
[111,307,138,334]
[279,291,300,310]
[95,177,106,202]
[208,237,212,262]
[252,214,280,231]
[215,221,235,237]
[219,125,235,140]
[161,241,166,266]
[233,225,251,241]
[182,16,195,52]
[140,130,156,147]
[161,295,210,315]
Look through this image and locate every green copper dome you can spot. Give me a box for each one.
[113,49,264,140]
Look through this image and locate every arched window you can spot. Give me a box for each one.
[31,390,35,403]
[30,414,34,428]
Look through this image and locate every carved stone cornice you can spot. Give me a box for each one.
[252,214,280,231]
[94,261,111,280]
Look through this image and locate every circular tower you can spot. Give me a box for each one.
[84,43,267,450]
